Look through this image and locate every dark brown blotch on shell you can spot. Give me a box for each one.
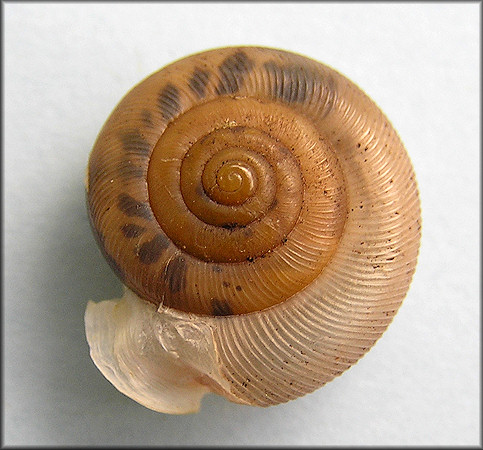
[117,193,152,220]
[120,130,151,156]
[165,255,187,293]
[221,222,241,231]
[216,51,254,95]
[189,68,211,98]
[158,83,181,121]
[141,109,154,127]
[121,223,147,238]
[212,299,233,316]
[263,61,315,104]
[138,234,170,264]
[118,160,144,178]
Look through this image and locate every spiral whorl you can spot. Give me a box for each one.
[88,48,350,315]
[88,45,419,321]
[86,46,421,410]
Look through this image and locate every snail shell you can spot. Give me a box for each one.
[85,46,421,414]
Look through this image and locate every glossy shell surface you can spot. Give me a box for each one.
[85,46,421,413]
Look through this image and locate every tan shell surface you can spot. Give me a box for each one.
[86,46,421,408]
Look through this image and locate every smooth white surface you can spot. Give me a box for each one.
[3,2,480,446]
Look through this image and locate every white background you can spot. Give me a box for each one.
[4,2,480,446]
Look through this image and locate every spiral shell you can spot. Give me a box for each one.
[85,46,421,413]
